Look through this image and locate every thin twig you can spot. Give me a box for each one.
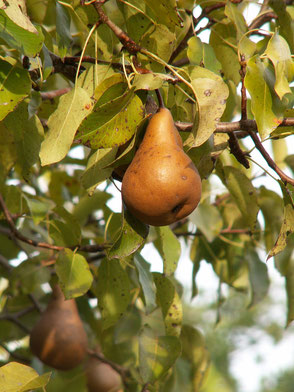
[248,131,294,186]
[28,294,43,313]
[0,342,30,364]
[93,2,141,54]
[0,255,12,272]
[0,193,109,253]
[40,88,71,100]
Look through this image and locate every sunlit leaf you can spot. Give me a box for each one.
[40,87,93,166]
[144,0,180,30]
[76,89,144,149]
[245,56,281,140]
[0,362,51,392]
[225,2,247,39]
[56,249,93,299]
[210,21,240,85]
[265,32,293,99]
[0,8,44,56]
[185,67,228,147]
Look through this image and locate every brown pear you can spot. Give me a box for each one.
[86,355,122,392]
[29,285,88,370]
[121,107,202,226]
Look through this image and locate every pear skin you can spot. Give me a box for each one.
[86,355,122,392]
[30,285,88,370]
[121,108,202,226]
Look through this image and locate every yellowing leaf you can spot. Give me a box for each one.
[186,67,229,147]
[265,32,293,99]
[153,273,183,337]
[0,362,51,392]
[40,87,92,166]
[245,56,281,140]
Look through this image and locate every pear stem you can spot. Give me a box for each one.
[155,89,165,109]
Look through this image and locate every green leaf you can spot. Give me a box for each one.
[56,249,93,299]
[76,89,144,149]
[0,362,51,392]
[95,258,131,330]
[77,64,115,98]
[40,87,92,166]
[186,67,229,147]
[56,2,72,58]
[244,56,281,140]
[285,257,294,327]
[0,9,44,56]
[154,226,181,275]
[181,325,210,389]
[0,0,37,32]
[267,182,294,259]
[269,0,294,52]
[49,219,80,247]
[190,204,223,242]
[139,325,181,384]
[265,32,293,99]
[246,247,270,307]
[73,191,112,225]
[134,254,157,313]
[139,24,176,71]
[222,166,259,230]
[258,186,284,252]
[153,273,183,337]
[3,101,44,179]
[81,147,118,195]
[133,73,164,91]
[108,208,149,260]
[143,0,179,31]
[10,257,51,295]
[225,2,247,40]
[187,36,222,73]
[0,59,31,122]
[210,21,240,85]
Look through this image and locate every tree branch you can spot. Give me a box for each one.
[92,2,141,54]
[175,118,294,134]
[0,193,109,253]
[248,131,294,186]
[0,306,35,334]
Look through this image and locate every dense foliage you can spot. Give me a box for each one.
[0,0,294,391]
